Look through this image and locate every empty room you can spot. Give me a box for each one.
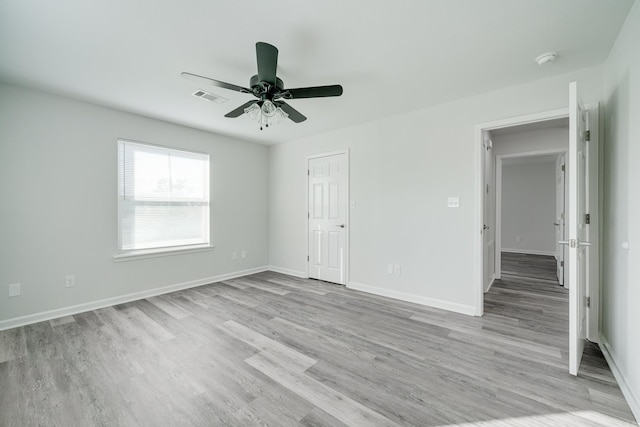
[1,1,639,425]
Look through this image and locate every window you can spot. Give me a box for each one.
[117,139,210,256]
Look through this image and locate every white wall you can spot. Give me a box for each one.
[269,66,603,315]
[501,161,556,255]
[601,0,640,420]
[492,126,569,157]
[0,83,269,326]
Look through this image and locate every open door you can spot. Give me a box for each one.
[555,154,566,286]
[482,134,495,292]
[564,82,590,376]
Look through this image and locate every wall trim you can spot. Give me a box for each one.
[268,265,307,279]
[346,281,476,316]
[501,248,556,257]
[0,266,269,331]
[495,149,566,285]
[599,335,640,423]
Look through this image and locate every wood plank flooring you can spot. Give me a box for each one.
[0,271,636,426]
[501,252,559,282]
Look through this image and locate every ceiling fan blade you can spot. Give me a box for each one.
[275,101,307,123]
[285,85,343,99]
[181,72,251,94]
[224,100,257,118]
[256,42,278,85]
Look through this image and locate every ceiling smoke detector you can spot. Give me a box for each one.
[535,52,558,66]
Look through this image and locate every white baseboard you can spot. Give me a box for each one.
[501,248,556,256]
[599,335,640,423]
[346,281,476,316]
[267,265,307,279]
[0,266,269,331]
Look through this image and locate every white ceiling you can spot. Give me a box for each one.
[0,0,634,145]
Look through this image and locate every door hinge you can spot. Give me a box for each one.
[586,296,591,308]
[486,184,490,194]
[308,212,310,219]
[584,213,590,224]
[307,255,309,262]
[307,169,310,176]
[585,130,591,141]
[560,260,564,267]
[561,164,565,172]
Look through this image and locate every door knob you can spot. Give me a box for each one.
[559,239,591,248]
[337,224,345,228]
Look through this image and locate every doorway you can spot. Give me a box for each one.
[307,151,349,284]
[474,95,600,375]
[495,150,567,285]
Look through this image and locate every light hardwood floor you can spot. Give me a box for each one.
[0,271,636,426]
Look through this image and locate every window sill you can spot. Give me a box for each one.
[113,244,215,262]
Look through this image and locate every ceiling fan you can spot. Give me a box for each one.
[182,42,343,129]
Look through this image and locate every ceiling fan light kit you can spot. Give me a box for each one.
[244,100,289,130]
[182,42,343,130]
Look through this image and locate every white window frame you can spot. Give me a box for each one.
[114,139,213,261]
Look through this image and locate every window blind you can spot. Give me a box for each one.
[118,140,210,252]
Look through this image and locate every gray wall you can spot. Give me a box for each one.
[602,0,640,418]
[492,127,569,157]
[0,83,269,324]
[269,66,603,315]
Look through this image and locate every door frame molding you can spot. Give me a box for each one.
[474,107,569,316]
[494,148,567,283]
[474,105,599,343]
[306,149,350,284]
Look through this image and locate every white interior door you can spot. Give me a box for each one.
[482,136,495,292]
[308,153,348,284]
[555,154,566,286]
[566,82,590,376]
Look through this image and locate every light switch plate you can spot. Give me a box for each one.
[9,283,21,297]
[448,197,460,208]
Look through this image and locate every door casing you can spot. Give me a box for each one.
[494,149,567,283]
[474,104,600,346]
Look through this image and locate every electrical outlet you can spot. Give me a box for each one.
[9,283,21,297]
[387,264,394,274]
[241,250,246,259]
[393,265,402,276]
[65,275,75,288]
[232,251,238,260]
[516,235,522,242]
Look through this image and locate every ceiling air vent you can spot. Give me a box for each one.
[192,90,228,104]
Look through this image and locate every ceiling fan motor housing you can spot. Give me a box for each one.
[250,74,284,100]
